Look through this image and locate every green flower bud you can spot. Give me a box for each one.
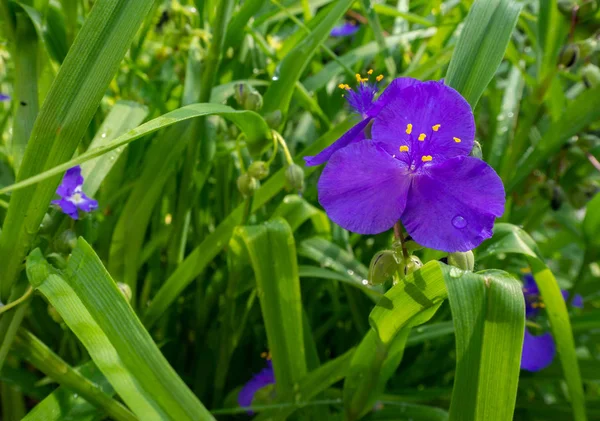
[248,161,270,180]
[401,255,423,276]
[117,283,133,302]
[577,37,599,58]
[237,173,259,197]
[54,230,77,254]
[285,164,305,192]
[265,110,282,128]
[46,253,68,270]
[447,250,475,271]
[559,44,579,68]
[244,91,263,112]
[470,140,483,159]
[582,63,600,88]
[368,250,399,285]
[234,83,250,106]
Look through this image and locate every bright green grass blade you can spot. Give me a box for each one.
[81,100,148,196]
[0,0,156,299]
[143,119,354,327]
[261,0,354,121]
[445,269,524,421]
[234,218,307,393]
[478,223,587,421]
[271,194,330,234]
[364,402,449,421]
[298,265,384,300]
[583,193,600,249]
[445,0,522,107]
[0,104,271,195]
[26,240,214,421]
[373,4,435,27]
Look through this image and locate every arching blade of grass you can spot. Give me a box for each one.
[0,0,156,299]
[26,240,214,421]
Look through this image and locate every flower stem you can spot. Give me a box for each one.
[394,221,409,260]
[0,286,33,315]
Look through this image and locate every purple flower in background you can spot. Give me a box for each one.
[52,166,98,220]
[0,93,10,102]
[521,273,583,372]
[306,77,505,252]
[238,360,275,414]
[331,21,360,37]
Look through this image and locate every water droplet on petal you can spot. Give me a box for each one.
[452,215,467,229]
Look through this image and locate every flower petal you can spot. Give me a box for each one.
[401,156,505,252]
[52,199,79,220]
[56,166,84,197]
[561,290,584,308]
[366,77,421,118]
[521,329,556,372]
[304,118,369,167]
[238,361,275,414]
[372,80,474,162]
[523,273,541,318]
[76,193,99,212]
[318,140,410,234]
[330,22,360,37]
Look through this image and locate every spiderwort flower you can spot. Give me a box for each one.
[52,166,98,220]
[305,77,505,252]
[330,21,360,37]
[521,273,583,372]
[238,360,275,414]
[0,93,10,101]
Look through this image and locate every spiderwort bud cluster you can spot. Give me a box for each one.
[368,250,398,285]
[558,44,580,68]
[248,161,270,180]
[447,250,475,272]
[234,83,263,112]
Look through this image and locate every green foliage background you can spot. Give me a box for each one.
[0,0,599,420]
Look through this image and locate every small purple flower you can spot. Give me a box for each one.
[521,273,583,372]
[238,360,275,414]
[52,166,98,220]
[331,22,360,37]
[306,77,505,252]
[0,94,10,102]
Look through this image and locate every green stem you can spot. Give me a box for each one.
[359,0,396,77]
[0,282,29,372]
[0,286,33,315]
[13,330,137,421]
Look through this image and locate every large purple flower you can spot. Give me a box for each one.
[521,273,583,372]
[238,360,275,414]
[52,166,98,220]
[330,22,360,37]
[306,78,505,252]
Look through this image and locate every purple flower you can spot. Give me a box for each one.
[331,22,360,37]
[52,166,98,220]
[305,77,505,252]
[521,273,583,372]
[238,360,275,414]
[0,94,10,102]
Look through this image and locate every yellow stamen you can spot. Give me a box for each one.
[376,74,384,82]
[453,137,461,143]
[418,133,426,141]
[405,124,412,135]
[520,267,531,274]
[421,155,433,162]
[367,69,373,75]
[432,124,441,131]
[355,73,368,83]
[399,145,409,152]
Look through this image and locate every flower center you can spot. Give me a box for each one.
[68,186,85,205]
[397,123,462,171]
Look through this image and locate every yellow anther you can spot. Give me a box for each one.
[376,74,384,82]
[453,137,461,143]
[338,83,346,89]
[418,133,426,141]
[367,69,373,75]
[405,124,412,134]
[355,73,368,83]
[432,124,441,131]
[399,145,409,152]
[421,155,433,162]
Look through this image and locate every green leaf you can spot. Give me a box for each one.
[445,0,522,107]
[582,193,600,249]
[234,218,307,393]
[0,0,156,299]
[445,269,524,421]
[26,240,214,421]
[271,194,330,234]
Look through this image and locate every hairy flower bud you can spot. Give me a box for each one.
[368,250,399,285]
[265,110,283,128]
[248,161,270,180]
[582,64,600,89]
[447,250,475,271]
[285,164,305,192]
[237,173,259,197]
[234,83,263,111]
[558,44,579,68]
[401,255,423,276]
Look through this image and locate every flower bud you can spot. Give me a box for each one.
[117,283,132,302]
[244,91,263,112]
[285,164,304,192]
[401,255,423,276]
[39,213,56,235]
[368,250,399,285]
[46,253,68,270]
[582,64,600,89]
[447,250,475,271]
[234,83,250,106]
[469,140,483,159]
[54,229,77,254]
[559,44,579,68]
[248,161,270,180]
[237,173,259,197]
[577,38,599,58]
[265,110,282,128]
